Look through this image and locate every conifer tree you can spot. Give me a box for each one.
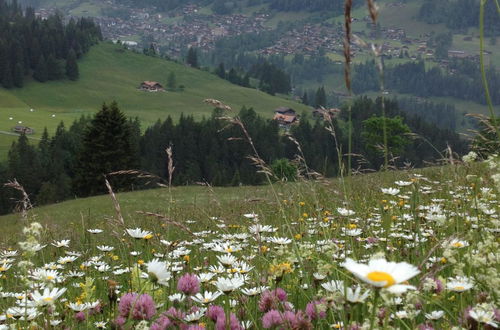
[74,102,139,196]
[13,62,24,88]
[186,47,198,68]
[33,55,48,82]
[2,65,13,88]
[215,62,226,79]
[167,71,177,90]
[315,86,327,108]
[65,49,79,81]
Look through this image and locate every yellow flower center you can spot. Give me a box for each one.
[43,297,53,302]
[143,234,153,240]
[0,267,6,272]
[367,271,396,287]
[452,242,463,248]
[226,248,233,253]
[47,276,55,280]
[204,298,210,303]
[454,286,465,291]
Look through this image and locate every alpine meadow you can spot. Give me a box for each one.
[0,0,499,329]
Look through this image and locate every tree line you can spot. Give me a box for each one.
[0,0,102,88]
[352,59,500,105]
[0,98,468,215]
[418,0,500,36]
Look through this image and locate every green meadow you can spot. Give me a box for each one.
[0,42,309,159]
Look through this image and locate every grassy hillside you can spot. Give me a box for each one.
[0,163,478,241]
[0,42,309,160]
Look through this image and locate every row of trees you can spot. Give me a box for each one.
[418,0,500,36]
[0,0,102,88]
[352,59,500,105]
[0,98,468,215]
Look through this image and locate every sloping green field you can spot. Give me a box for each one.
[0,42,309,159]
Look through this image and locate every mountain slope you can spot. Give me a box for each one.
[0,42,309,158]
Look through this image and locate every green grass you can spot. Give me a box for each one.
[0,42,309,157]
[0,163,478,241]
[0,155,497,329]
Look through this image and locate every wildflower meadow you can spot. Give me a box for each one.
[0,153,499,329]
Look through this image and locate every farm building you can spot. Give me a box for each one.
[273,107,299,129]
[139,81,165,92]
[12,125,34,134]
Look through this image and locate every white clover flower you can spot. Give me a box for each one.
[425,310,445,320]
[462,151,478,163]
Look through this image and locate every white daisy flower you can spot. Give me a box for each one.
[191,291,222,304]
[381,188,400,195]
[184,308,206,322]
[425,310,444,320]
[145,259,171,286]
[342,257,419,294]
[337,208,355,216]
[214,276,245,294]
[30,287,67,307]
[446,276,474,292]
[125,228,153,239]
[51,240,70,248]
[87,229,103,234]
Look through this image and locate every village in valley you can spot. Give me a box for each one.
[34,1,486,67]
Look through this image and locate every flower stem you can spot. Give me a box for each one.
[369,290,380,330]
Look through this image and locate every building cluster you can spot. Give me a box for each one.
[259,24,344,56]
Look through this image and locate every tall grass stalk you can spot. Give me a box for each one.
[479,0,500,143]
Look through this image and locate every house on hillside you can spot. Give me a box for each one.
[12,125,34,135]
[273,107,299,129]
[312,108,341,120]
[139,81,165,92]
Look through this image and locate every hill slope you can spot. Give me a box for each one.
[0,163,482,241]
[0,42,309,159]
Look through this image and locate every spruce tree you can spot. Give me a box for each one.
[13,62,24,88]
[186,47,198,68]
[65,49,79,81]
[2,65,13,88]
[47,55,64,80]
[215,62,226,79]
[315,86,327,108]
[167,71,177,90]
[33,55,48,82]
[74,102,139,196]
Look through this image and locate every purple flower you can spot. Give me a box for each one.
[262,310,282,328]
[132,294,156,320]
[74,311,86,322]
[177,273,200,295]
[259,288,288,312]
[418,323,435,330]
[207,305,225,322]
[151,313,173,330]
[305,299,327,320]
[118,293,138,317]
[117,292,156,321]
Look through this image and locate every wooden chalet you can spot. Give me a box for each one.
[139,81,165,92]
[312,108,341,120]
[273,107,299,129]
